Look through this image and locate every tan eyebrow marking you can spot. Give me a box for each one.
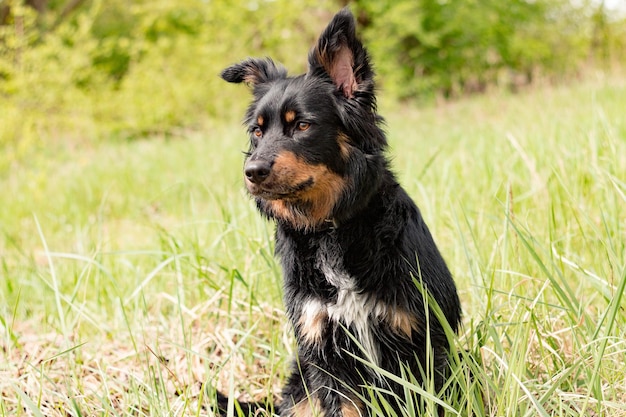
[284,110,296,123]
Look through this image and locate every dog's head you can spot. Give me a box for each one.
[221,9,386,231]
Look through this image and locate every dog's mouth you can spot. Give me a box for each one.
[246,177,314,200]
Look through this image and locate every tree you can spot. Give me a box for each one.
[352,0,599,98]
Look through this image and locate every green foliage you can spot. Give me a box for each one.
[1,0,625,154]
[0,0,339,152]
[353,0,625,99]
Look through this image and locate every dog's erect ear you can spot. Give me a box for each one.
[221,58,287,86]
[308,8,372,99]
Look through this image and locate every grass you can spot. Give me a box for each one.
[1,73,625,416]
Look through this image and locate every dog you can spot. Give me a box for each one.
[218,8,462,416]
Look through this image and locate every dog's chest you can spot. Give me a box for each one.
[304,235,383,365]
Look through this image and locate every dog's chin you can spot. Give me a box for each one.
[245,178,314,201]
[247,188,285,201]
[245,186,296,202]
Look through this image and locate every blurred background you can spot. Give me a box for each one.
[1,0,625,153]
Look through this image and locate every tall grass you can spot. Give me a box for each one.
[1,74,625,416]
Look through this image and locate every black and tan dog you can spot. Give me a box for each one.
[218,8,461,416]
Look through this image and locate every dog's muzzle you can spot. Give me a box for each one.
[244,159,272,185]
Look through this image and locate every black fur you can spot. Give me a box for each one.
[218,8,461,416]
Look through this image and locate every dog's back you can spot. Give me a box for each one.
[220,8,461,416]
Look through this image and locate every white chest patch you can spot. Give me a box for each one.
[310,238,385,367]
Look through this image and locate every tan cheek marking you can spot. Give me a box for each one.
[285,110,296,123]
[273,152,314,186]
[271,152,346,229]
[301,168,345,225]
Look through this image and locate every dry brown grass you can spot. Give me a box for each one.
[1,296,286,416]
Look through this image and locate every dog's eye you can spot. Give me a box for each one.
[253,127,263,138]
[297,122,311,132]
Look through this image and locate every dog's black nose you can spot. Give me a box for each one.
[244,160,271,184]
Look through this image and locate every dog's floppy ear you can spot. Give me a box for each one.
[221,58,287,86]
[308,8,373,99]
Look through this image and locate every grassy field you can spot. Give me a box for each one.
[1,74,625,416]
